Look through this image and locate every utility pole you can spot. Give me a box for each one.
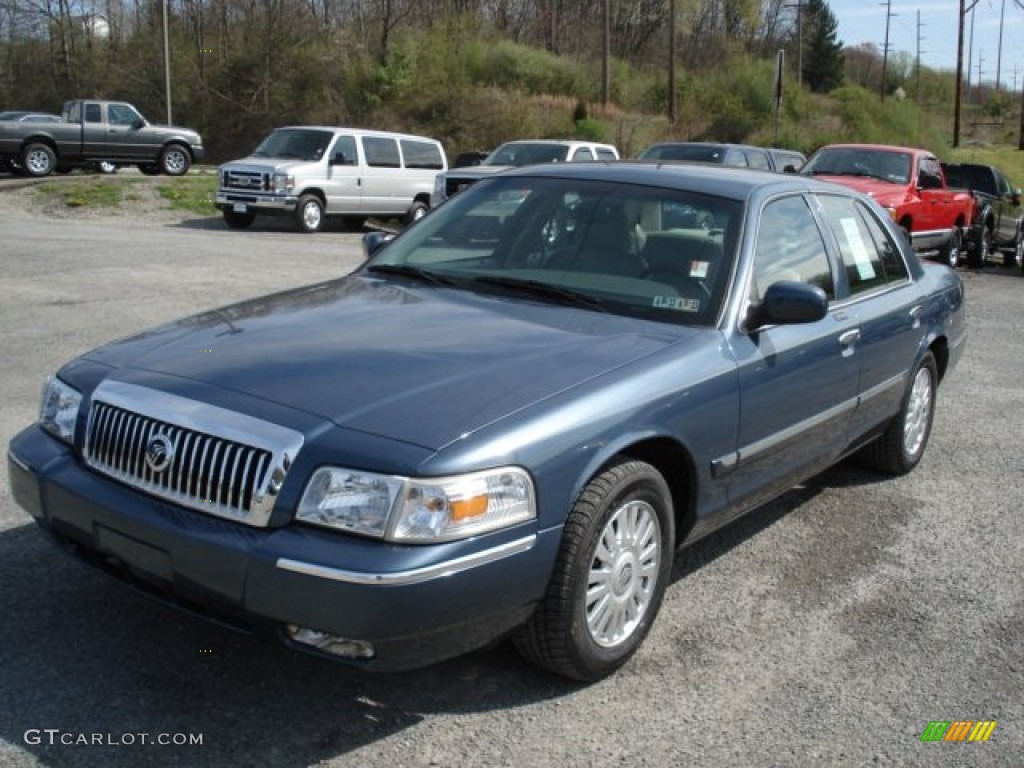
[996,0,1005,91]
[880,0,896,101]
[668,0,677,122]
[601,0,610,106]
[162,0,172,124]
[783,1,804,87]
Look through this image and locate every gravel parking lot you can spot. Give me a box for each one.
[0,195,1021,768]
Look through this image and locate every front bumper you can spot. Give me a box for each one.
[8,426,558,671]
[215,192,297,215]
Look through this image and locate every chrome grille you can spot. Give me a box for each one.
[222,169,268,192]
[84,381,304,528]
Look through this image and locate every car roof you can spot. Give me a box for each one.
[495,139,618,151]
[812,143,923,155]
[276,126,443,143]
[496,160,851,200]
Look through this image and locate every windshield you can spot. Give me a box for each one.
[364,176,741,327]
[801,147,911,184]
[252,128,334,161]
[638,144,728,163]
[486,143,571,166]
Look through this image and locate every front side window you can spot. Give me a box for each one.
[331,135,357,166]
[751,195,834,302]
[108,104,140,126]
[365,176,742,327]
[818,194,908,295]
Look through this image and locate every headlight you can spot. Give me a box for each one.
[39,377,81,444]
[297,466,535,542]
[272,173,293,195]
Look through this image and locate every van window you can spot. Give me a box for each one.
[362,137,401,168]
[570,147,595,162]
[596,147,617,161]
[332,135,358,166]
[400,139,444,170]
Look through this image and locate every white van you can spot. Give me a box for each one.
[215,126,447,232]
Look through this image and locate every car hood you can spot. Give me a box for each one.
[80,275,696,451]
[445,165,513,180]
[810,175,910,205]
[220,156,313,174]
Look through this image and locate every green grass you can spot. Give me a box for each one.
[156,174,218,215]
[48,178,124,208]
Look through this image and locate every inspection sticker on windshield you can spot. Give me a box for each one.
[690,261,709,278]
[654,296,700,312]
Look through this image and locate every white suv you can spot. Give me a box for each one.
[431,139,619,207]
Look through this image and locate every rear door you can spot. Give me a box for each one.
[815,193,924,443]
[727,193,861,513]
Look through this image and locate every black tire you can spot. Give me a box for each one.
[859,352,938,475]
[223,209,255,229]
[159,144,191,176]
[295,194,325,233]
[21,143,56,177]
[939,228,962,269]
[514,459,675,682]
[404,200,429,226]
[969,227,990,269]
[138,164,161,176]
[1005,226,1023,268]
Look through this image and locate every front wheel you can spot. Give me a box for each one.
[859,352,938,475]
[21,143,56,177]
[295,194,325,233]
[1005,226,1023,268]
[160,144,191,176]
[939,228,962,269]
[514,459,674,681]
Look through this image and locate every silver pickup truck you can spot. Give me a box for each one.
[0,99,204,177]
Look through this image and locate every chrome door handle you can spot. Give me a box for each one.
[839,329,860,357]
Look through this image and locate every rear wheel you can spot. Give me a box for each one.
[21,143,56,177]
[969,227,990,268]
[295,194,325,233]
[859,352,937,475]
[404,200,429,226]
[514,459,674,681]
[223,209,255,229]
[1005,226,1023,268]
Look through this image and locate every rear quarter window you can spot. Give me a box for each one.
[400,139,444,170]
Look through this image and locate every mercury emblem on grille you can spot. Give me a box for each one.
[144,433,175,473]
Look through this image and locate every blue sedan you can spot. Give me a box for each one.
[7,163,966,681]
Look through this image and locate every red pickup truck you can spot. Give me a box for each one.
[800,144,974,268]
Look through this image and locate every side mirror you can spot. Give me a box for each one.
[747,281,828,331]
[332,152,352,166]
[362,231,395,260]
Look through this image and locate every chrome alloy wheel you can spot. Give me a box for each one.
[586,499,662,648]
[301,201,322,230]
[903,365,933,459]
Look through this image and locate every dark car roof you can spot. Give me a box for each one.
[497,160,844,201]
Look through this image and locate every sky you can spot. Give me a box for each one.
[827,0,1024,89]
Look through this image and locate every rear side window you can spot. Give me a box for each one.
[400,139,444,169]
[362,137,401,168]
[818,194,909,295]
[570,147,595,162]
[84,104,101,123]
[596,147,618,161]
[745,150,771,170]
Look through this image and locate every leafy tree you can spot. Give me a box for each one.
[802,0,842,93]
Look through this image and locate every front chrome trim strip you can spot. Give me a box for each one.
[275,534,537,587]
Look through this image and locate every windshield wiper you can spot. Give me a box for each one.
[471,275,607,311]
[366,264,458,286]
